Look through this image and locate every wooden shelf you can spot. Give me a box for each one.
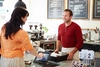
[82,28,95,30]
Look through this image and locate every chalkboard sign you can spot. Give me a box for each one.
[93,0,100,19]
[47,0,64,19]
[68,0,88,19]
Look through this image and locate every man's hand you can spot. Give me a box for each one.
[67,48,78,60]
[54,49,59,54]
[67,52,74,60]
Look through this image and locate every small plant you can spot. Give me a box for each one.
[42,26,48,33]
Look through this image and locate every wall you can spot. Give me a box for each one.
[0,0,30,29]
[0,0,100,36]
[23,0,100,36]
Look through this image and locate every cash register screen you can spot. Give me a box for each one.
[34,51,50,63]
[36,54,49,62]
[33,51,59,66]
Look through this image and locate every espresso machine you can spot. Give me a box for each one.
[39,24,44,40]
[31,25,39,41]
[29,24,44,41]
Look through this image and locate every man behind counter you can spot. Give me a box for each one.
[55,9,83,60]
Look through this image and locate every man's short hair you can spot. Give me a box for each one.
[64,9,73,16]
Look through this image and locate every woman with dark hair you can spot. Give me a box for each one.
[0,7,43,67]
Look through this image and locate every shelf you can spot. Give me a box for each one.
[82,28,95,30]
[40,40,56,50]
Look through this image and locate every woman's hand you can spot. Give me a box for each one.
[38,53,44,58]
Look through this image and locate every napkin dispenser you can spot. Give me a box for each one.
[49,52,69,62]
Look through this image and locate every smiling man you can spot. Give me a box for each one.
[55,9,83,60]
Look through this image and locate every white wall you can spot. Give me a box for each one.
[24,0,100,35]
[1,0,100,36]
[0,0,30,30]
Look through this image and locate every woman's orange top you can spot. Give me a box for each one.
[0,29,34,58]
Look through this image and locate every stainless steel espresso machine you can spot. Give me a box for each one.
[28,24,44,41]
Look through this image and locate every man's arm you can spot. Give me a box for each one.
[68,24,83,60]
[55,40,61,51]
[55,25,61,52]
[69,25,83,55]
[75,25,83,50]
[70,47,78,54]
[67,47,78,60]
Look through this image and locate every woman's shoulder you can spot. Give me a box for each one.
[17,29,28,36]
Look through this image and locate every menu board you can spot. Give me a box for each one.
[93,0,100,19]
[68,0,88,19]
[47,0,64,19]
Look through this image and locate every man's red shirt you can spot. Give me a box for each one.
[57,22,83,49]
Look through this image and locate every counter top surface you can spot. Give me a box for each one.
[24,52,73,67]
[40,40,56,43]
[25,50,100,67]
[26,60,72,67]
[54,60,72,67]
[84,41,100,45]
[24,40,100,67]
[34,40,100,45]
[37,40,100,45]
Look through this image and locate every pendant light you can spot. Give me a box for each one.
[14,0,26,9]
